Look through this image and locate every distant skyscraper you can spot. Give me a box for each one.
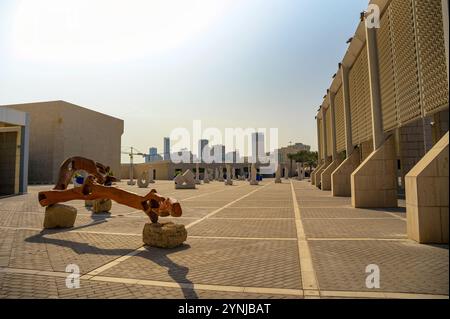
[145,147,162,162]
[211,144,225,163]
[198,139,209,162]
[252,132,265,163]
[163,137,170,160]
[148,147,159,162]
[149,147,157,157]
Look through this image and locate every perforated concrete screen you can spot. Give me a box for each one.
[390,0,422,125]
[414,0,449,116]
[349,47,372,145]
[377,7,398,133]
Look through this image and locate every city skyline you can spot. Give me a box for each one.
[139,134,311,164]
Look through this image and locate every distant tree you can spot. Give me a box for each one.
[287,150,318,174]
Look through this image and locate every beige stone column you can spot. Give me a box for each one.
[321,107,328,161]
[314,107,331,188]
[366,25,384,150]
[330,65,358,196]
[321,92,343,190]
[317,116,322,161]
[329,92,338,159]
[341,65,353,156]
[312,115,322,185]
[350,20,397,208]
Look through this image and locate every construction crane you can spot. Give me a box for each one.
[121,146,147,185]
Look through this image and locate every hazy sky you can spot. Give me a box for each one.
[0,0,368,163]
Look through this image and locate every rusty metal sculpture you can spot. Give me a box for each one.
[38,156,182,223]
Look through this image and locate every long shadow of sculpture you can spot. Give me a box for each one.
[24,224,135,256]
[141,245,198,299]
[24,225,197,299]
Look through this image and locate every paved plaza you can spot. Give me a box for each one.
[0,179,448,299]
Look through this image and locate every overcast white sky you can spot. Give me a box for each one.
[0,0,368,163]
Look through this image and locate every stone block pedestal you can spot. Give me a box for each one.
[43,204,77,228]
[93,199,112,213]
[143,222,187,248]
[351,135,397,208]
[321,159,342,191]
[331,148,361,197]
[406,132,449,244]
[314,160,331,188]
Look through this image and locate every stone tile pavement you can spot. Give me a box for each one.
[0,179,448,299]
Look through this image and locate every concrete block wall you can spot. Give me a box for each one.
[6,101,124,184]
[331,148,361,197]
[406,132,449,244]
[351,135,398,208]
[314,158,331,188]
[399,118,432,179]
[321,159,343,191]
[360,139,374,162]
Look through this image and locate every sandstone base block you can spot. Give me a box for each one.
[93,199,112,213]
[351,135,397,208]
[406,132,449,244]
[143,222,187,248]
[43,204,77,228]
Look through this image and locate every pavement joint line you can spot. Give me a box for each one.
[185,182,275,230]
[81,275,306,296]
[0,267,68,278]
[383,212,407,221]
[84,246,146,276]
[0,267,449,299]
[303,217,401,220]
[122,210,145,216]
[62,230,142,236]
[82,182,273,278]
[119,214,199,220]
[307,237,410,241]
[0,226,42,232]
[295,199,348,202]
[320,290,449,299]
[0,225,143,237]
[1,232,298,241]
[181,184,246,201]
[3,266,447,299]
[290,180,320,293]
[224,206,292,209]
[207,217,294,220]
[299,206,352,209]
[0,266,304,297]
[188,235,297,241]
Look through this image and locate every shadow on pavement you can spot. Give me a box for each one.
[143,244,198,299]
[24,224,196,299]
